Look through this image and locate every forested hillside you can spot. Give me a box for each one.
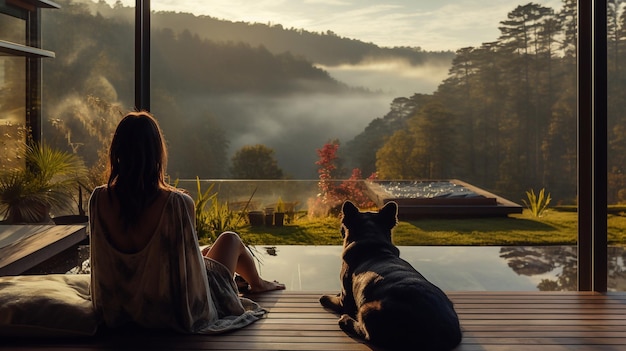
[348,0,576,202]
[40,0,451,181]
[343,0,626,204]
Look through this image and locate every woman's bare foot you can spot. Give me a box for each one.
[248,279,286,294]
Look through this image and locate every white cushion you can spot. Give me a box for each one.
[0,274,98,337]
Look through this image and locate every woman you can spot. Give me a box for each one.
[89,111,284,334]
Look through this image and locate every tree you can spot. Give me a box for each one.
[608,0,623,74]
[557,0,577,58]
[498,3,554,185]
[375,100,457,180]
[342,96,419,176]
[411,101,458,179]
[230,144,283,179]
[441,47,477,178]
[375,129,421,179]
[311,141,375,216]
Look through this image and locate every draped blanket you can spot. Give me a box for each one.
[89,186,267,333]
[0,187,266,337]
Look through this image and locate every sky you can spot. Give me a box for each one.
[106,0,563,51]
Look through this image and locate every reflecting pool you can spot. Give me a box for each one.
[250,245,626,292]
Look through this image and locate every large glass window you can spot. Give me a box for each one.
[143,1,576,205]
[41,0,134,187]
[30,0,617,290]
[0,9,27,172]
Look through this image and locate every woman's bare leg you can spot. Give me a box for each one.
[204,231,285,293]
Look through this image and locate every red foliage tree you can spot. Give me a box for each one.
[309,141,376,217]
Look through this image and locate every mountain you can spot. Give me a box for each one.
[75,0,454,67]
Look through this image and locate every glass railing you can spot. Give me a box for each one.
[172,178,524,220]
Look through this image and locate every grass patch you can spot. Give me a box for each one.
[236,216,341,246]
[199,207,626,247]
[394,211,576,246]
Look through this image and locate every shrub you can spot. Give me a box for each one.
[522,188,552,217]
[311,141,376,217]
[192,177,244,242]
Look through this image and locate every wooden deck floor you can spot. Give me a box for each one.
[2,290,625,350]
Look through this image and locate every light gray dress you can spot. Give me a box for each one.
[89,186,266,333]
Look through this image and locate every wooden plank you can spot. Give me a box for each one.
[461,325,626,332]
[0,225,87,275]
[460,337,626,345]
[269,305,626,313]
[0,290,625,350]
[455,346,625,351]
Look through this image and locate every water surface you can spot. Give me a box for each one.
[251,245,626,292]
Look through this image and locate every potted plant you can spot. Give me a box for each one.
[274,197,286,227]
[247,210,265,227]
[0,142,87,224]
[264,206,275,226]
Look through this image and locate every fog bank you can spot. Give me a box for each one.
[181,59,451,178]
[317,58,450,97]
[195,91,392,178]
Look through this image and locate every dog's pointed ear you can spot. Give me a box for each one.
[342,201,360,219]
[379,201,398,229]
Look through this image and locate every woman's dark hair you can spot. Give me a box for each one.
[107,111,171,228]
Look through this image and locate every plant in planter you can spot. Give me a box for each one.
[274,197,286,227]
[0,142,87,224]
[247,210,264,226]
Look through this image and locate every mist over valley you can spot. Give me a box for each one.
[185,91,400,178]
[318,58,450,97]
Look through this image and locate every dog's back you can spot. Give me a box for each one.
[353,255,462,350]
[321,201,462,350]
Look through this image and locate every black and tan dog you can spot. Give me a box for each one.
[319,201,462,350]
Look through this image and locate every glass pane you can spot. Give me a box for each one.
[146,1,576,199]
[607,1,626,291]
[0,56,26,171]
[41,0,134,189]
[148,0,578,291]
[0,13,25,45]
[33,0,586,287]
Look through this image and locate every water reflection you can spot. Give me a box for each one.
[250,245,626,292]
[499,246,577,291]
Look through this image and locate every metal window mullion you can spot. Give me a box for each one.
[578,0,608,292]
[135,0,150,111]
[25,7,42,144]
[592,0,608,293]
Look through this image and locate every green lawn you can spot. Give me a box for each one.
[216,207,626,247]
